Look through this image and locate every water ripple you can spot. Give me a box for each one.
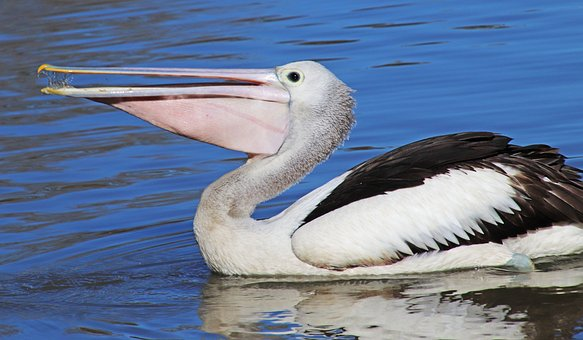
[455,24,511,30]
[373,61,429,68]
[297,39,359,46]
[346,22,430,29]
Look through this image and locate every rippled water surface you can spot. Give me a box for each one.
[1,1,583,338]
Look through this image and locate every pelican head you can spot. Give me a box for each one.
[38,61,355,158]
[37,59,583,277]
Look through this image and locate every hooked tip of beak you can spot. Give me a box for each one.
[38,64,71,95]
[38,64,60,75]
[38,65,54,95]
[37,64,49,74]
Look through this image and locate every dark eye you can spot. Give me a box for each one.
[287,71,301,83]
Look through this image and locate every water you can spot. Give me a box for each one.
[1,0,582,338]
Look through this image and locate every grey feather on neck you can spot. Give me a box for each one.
[197,80,355,223]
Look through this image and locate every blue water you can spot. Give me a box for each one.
[1,0,582,338]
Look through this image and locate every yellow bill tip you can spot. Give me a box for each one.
[40,87,55,95]
[40,86,68,95]
[37,64,53,74]
[38,64,76,75]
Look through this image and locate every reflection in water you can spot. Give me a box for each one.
[200,261,583,339]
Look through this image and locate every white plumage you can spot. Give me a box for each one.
[292,167,522,269]
[40,60,583,276]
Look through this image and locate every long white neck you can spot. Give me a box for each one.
[198,144,315,223]
[194,81,354,274]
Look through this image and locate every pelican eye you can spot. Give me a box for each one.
[287,71,301,83]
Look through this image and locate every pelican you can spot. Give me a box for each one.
[39,61,583,276]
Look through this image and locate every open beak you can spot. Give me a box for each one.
[38,64,291,156]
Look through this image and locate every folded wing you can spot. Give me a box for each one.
[291,132,583,270]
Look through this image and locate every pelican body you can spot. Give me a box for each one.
[39,61,583,276]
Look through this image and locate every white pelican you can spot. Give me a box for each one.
[39,61,583,276]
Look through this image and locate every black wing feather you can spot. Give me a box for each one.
[300,132,582,257]
[303,132,512,224]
